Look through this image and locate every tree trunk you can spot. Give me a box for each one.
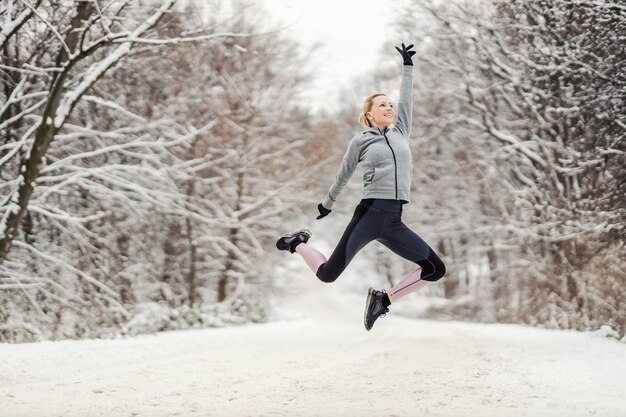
[217,168,245,302]
[185,217,197,306]
[182,178,197,306]
[0,2,94,264]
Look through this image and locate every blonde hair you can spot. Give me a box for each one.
[358,93,386,128]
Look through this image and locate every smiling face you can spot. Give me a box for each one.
[365,95,394,128]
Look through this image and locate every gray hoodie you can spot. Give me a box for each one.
[322,65,413,210]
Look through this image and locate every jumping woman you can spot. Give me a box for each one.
[276,43,446,331]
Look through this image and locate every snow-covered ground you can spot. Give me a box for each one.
[2,238,625,417]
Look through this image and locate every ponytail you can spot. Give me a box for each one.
[358,93,385,128]
[358,111,371,128]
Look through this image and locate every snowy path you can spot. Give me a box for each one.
[1,251,625,417]
[2,308,625,416]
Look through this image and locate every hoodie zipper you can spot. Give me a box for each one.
[380,128,398,200]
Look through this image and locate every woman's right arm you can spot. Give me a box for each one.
[321,137,360,212]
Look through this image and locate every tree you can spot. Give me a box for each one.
[0,1,324,341]
[381,0,625,335]
[0,1,255,341]
[2,0,179,262]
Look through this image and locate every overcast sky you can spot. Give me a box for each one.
[260,0,398,111]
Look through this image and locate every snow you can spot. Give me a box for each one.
[1,252,625,417]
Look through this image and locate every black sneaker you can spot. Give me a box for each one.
[364,288,389,331]
[276,229,311,253]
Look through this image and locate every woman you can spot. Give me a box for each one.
[276,43,446,331]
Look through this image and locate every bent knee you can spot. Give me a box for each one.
[317,273,339,283]
[423,258,446,282]
[316,264,339,283]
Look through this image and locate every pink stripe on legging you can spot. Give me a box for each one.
[295,243,327,274]
[389,267,430,301]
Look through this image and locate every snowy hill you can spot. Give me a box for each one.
[2,258,625,417]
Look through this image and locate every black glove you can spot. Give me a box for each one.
[395,43,416,66]
[316,203,332,220]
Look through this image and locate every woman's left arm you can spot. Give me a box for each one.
[394,43,415,137]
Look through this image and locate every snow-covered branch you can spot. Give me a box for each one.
[53,0,176,130]
[0,0,41,49]
[114,31,253,45]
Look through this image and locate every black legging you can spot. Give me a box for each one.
[316,199,446,283]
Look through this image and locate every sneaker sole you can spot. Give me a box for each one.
[278,228,312,241]
[364,287,374,331]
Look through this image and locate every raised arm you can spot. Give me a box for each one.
[394,43,415,137]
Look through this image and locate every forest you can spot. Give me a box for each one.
[0,0,624,342]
